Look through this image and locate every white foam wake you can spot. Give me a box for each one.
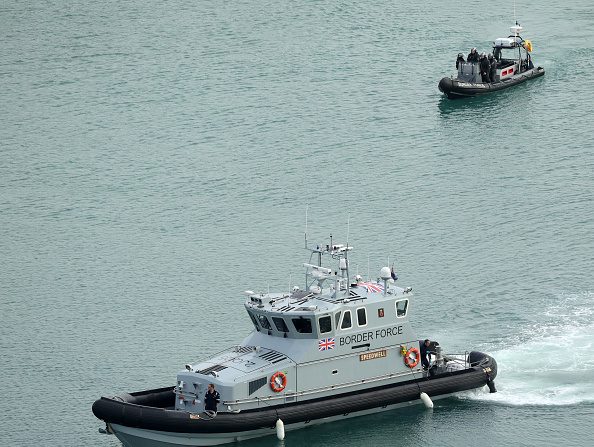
[460,291,594,406]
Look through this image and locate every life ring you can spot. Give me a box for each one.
[404,347,420,368]
[270,371,287,392]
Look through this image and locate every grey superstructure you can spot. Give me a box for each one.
[177,241,419,412]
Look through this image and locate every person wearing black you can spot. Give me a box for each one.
[467,48,479,63]
[493,47,501,61]
[204,383,220,413]
[420,339,432,370]
[456,53,465,69]
[480,53,490,83]
[488,53,497,82]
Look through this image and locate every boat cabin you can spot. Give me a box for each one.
[174,240,425,414]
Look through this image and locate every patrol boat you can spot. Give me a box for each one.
[92,234,497,446]
[438,23,544,99]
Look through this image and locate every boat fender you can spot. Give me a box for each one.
[420,392,434,409]
[276,418,285,440]
[270,371,287,392]
[404,347,420,368]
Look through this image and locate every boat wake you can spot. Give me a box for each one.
[459,291,594,406]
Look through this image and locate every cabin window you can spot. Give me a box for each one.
[257,314,272,330]
[334,311,342,327]
[357,307,367,327]
[340,310,352,329]
[247,311,260,330]
[395,299,408,318]
[272,317,289,333]
[318,316,332,334]
[292,317,313,334]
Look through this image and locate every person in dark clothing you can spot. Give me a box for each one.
[204,383,220,413]
[456,53,465,69]
[420,339,432,370]
[479,53,490,83]
[527,53,534,69]
[467,48,479,63]
[488,53,497,82]
[493,47,501,61]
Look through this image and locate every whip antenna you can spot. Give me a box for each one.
[304,204,308,248]
[346,214,350,247]
[345,214,350,295]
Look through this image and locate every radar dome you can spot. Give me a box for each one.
[380,266,391,280]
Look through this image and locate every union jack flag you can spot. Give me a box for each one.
[359,282,384,293]
[319,338,335,351]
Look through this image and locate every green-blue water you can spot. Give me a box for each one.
[1,1,593,446]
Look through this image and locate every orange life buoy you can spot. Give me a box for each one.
[404,347,420,368]
[270,371,287,392]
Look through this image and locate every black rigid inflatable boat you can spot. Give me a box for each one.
[93,352,496,437]
[439,23,544,99]
[439,66,544,98]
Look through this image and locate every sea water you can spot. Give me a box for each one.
[1,1,593,446]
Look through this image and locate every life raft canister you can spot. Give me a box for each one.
[270,371,287,392]
[404,347,420,368]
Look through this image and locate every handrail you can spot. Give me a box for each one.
[223,367,423,406]
[173,388,198,399]
[299,341,418,367]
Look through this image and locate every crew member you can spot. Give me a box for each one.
[493,47,501,61]
[467,48,479,63]
[420,339,432,370]
[456,53,465,69]
[480,53,490,82]
[488,53,497,82]
[204,383,221,413]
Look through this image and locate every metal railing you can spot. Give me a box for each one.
[222,366,423,406]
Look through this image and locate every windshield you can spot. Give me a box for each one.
[495,47,522,61]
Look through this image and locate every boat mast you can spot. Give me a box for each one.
[512,0,522,72]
